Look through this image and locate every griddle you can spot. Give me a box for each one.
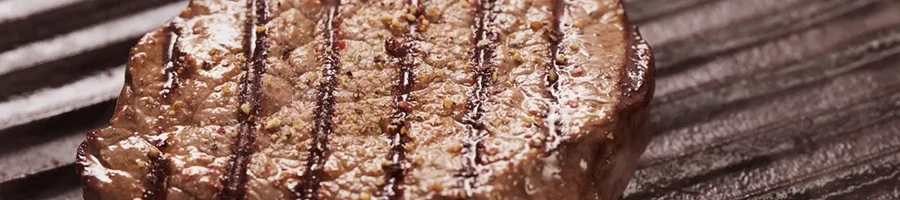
[1,0,898,199]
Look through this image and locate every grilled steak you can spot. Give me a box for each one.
[76,0,654,199]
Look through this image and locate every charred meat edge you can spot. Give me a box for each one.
[619,26,655,111]
[219,0,269,199]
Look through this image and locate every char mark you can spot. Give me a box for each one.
[379,0,425,199]
[457,0,500,197]
[219,0,269,199]
[160,21,186,99]
[143,147,168,200]
[293,1,341,199]
[542,0,567,153]
[143,22,185,200]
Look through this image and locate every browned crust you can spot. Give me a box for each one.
[618,25,655,114]
[75,130,98,200]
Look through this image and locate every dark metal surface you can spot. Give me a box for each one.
[1,0,899,199]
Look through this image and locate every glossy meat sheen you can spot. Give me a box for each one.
[76,0,654,199]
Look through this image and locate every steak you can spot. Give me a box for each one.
[75,0,654,199]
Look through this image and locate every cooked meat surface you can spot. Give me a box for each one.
[76,0,654,199]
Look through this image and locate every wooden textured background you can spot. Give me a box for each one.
[0,0,899,199]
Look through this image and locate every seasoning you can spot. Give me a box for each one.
[425,6,439,19]
[428,182,444,192]
[359,192,371,200]
[443,98,453,110]
[530,21,543,31]
[399,125,409,136]
[512,51,524,63]
[556,54,568,65]
[265,118,282,130]
[448,142,463,153]
[240,103,251,114]
[418,18,430,32]
[548,71,559,83]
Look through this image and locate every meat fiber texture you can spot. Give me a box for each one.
[76,0,654,199]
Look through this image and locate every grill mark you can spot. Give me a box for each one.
[379,0,423,199]
[219,0,268,199]
[541,0,566,152]
[159,22,184,99]
[141,22,184,200]
[458,0,499,197]
[144,148,169,200]
[293,2,341,199]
